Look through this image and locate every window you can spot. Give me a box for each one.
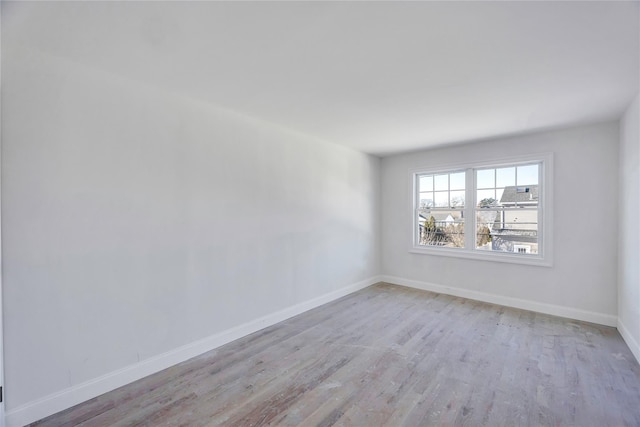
[475,163,539,255]
[417,171,465,248]
[411,154,553,266]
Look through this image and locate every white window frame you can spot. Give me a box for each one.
[409,153,553,267]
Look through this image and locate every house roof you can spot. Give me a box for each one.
[500,185,539,205]
[431,213,455,221]
[418,212,461,222]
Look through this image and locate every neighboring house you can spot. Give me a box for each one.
[430,212,459,226]
[499,185,539,207]
[418,211,462,228]
[491,185,539,254]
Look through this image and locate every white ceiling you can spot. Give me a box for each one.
[4,1,639,156]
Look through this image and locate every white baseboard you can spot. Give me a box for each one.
[382,275,618,327]
[617,318,640,365]
[6,276,382,427]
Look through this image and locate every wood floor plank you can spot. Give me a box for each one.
[31,283,640,427]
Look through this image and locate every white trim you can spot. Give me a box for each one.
[5,276,382,427]
[408,245,552,267]
[617,318,640,365]
[0,3,5,424]
[407,153,554,177]
[409,152,554,267]
[463,168,475,250]
[382,275,617,327]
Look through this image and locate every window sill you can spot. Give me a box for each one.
[409,246,552,267]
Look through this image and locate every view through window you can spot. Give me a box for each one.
[417,171,465,248]
[475,163,539,254]
[414,159,545,262]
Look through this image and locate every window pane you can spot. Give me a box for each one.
[450,190,465,207]
[434,191,449,207]
[419,192,434,208]
[502,209,538,230]
[418,210,464,248]
[500,185,538,207]
[476,209,499,230]
[476,209,538,254]
[419,175,433,192]
[444,219,465,248]
[477,169,494,189]
[434,174,449,191]
[449,172,465,190]
[477,189,495,206]
[496,167,515,187]
[517,164,539,185]
[476,210,499,250]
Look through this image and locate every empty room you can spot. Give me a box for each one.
[1,1,640,426]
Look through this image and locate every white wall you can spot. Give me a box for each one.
[381,123,619,325]
[618,93,640,362]
[1,3,635,425]
[1,39,381,422]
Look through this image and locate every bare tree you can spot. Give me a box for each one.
[420,215,444,245]
[420,215,435,245]
[476,225,492,247]
[444,223,465,248]
[479,197,497,207]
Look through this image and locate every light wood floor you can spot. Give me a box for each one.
[31,283,640,426]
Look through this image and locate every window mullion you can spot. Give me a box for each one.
[414,174,419,246]
[464,167,475,250]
